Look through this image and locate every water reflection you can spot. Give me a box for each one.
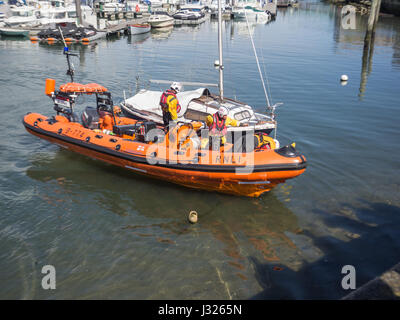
[127,32,151,45]
[36,41,99,66]
[151,26,174,40]
[26,148,304,272]
[332,5,400,67]
[359,30,375,98]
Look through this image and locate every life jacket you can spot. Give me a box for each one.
[159,89,181,114]
[254,132,276,150]
[210,112,227,136]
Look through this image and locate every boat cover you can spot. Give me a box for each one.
[124,88,207,118]
[59,83,108,94]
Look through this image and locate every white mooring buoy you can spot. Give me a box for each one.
[340,74,349,82]
[214,60,220,67]
[188,211,198,224]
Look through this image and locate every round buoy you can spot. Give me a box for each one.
[188,211,198,224]
[214,60,220,67]
[340,74,348,81]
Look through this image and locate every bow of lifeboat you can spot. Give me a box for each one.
[23,112,306,197]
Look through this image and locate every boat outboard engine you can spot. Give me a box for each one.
[81,106,101,129]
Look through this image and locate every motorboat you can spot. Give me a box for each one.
[3,6,40,27]
[173,9,204,21]
[232,5,271,23]
[143,0,163,9]
[148,11,174,28]
[129,23,151,35]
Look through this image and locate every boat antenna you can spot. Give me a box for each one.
[217,0,224,101]
[244,11,282,140]
[244,11,270,108]
[59,27,78,83]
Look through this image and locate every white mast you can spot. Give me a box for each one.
[218,0,224,101]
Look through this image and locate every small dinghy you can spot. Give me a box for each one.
[129,23,151,35]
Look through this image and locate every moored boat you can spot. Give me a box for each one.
[121,87,277,137]
[129,23,151,35]
[148,12,174,28]
[0,27,29,37]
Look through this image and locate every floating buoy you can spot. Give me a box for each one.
[47,37,57,42]
[188,211,198,224]
[340,74,348,81]
[30,36,38,42]
[64,38,74,42]
[214,60,220,67]
[81,38,90,43]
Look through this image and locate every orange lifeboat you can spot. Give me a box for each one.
[22,80,307,197]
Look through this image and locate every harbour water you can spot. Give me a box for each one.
[1,2,400,299]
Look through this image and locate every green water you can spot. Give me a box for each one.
[0,3,400,299]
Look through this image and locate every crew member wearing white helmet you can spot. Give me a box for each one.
[159,82,183,133]
[205,106,247,150]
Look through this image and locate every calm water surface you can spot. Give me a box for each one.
[1,2,400,299]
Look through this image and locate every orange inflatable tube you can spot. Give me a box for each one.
[23,112,307,197]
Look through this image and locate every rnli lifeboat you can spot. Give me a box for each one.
[23,45,306,197]
[23,78,306,197]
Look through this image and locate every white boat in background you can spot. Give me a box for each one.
[35,4,95,26]
[173,9,204,20]
[102,1,125,13]
[179,3,206,14]
[143,0,163,9]
[3,6,40,27]
[232,5,271,23]
[0,12,6,24]
[0,26,30,37]
[148,12,174,28]
[129,23,151,35]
